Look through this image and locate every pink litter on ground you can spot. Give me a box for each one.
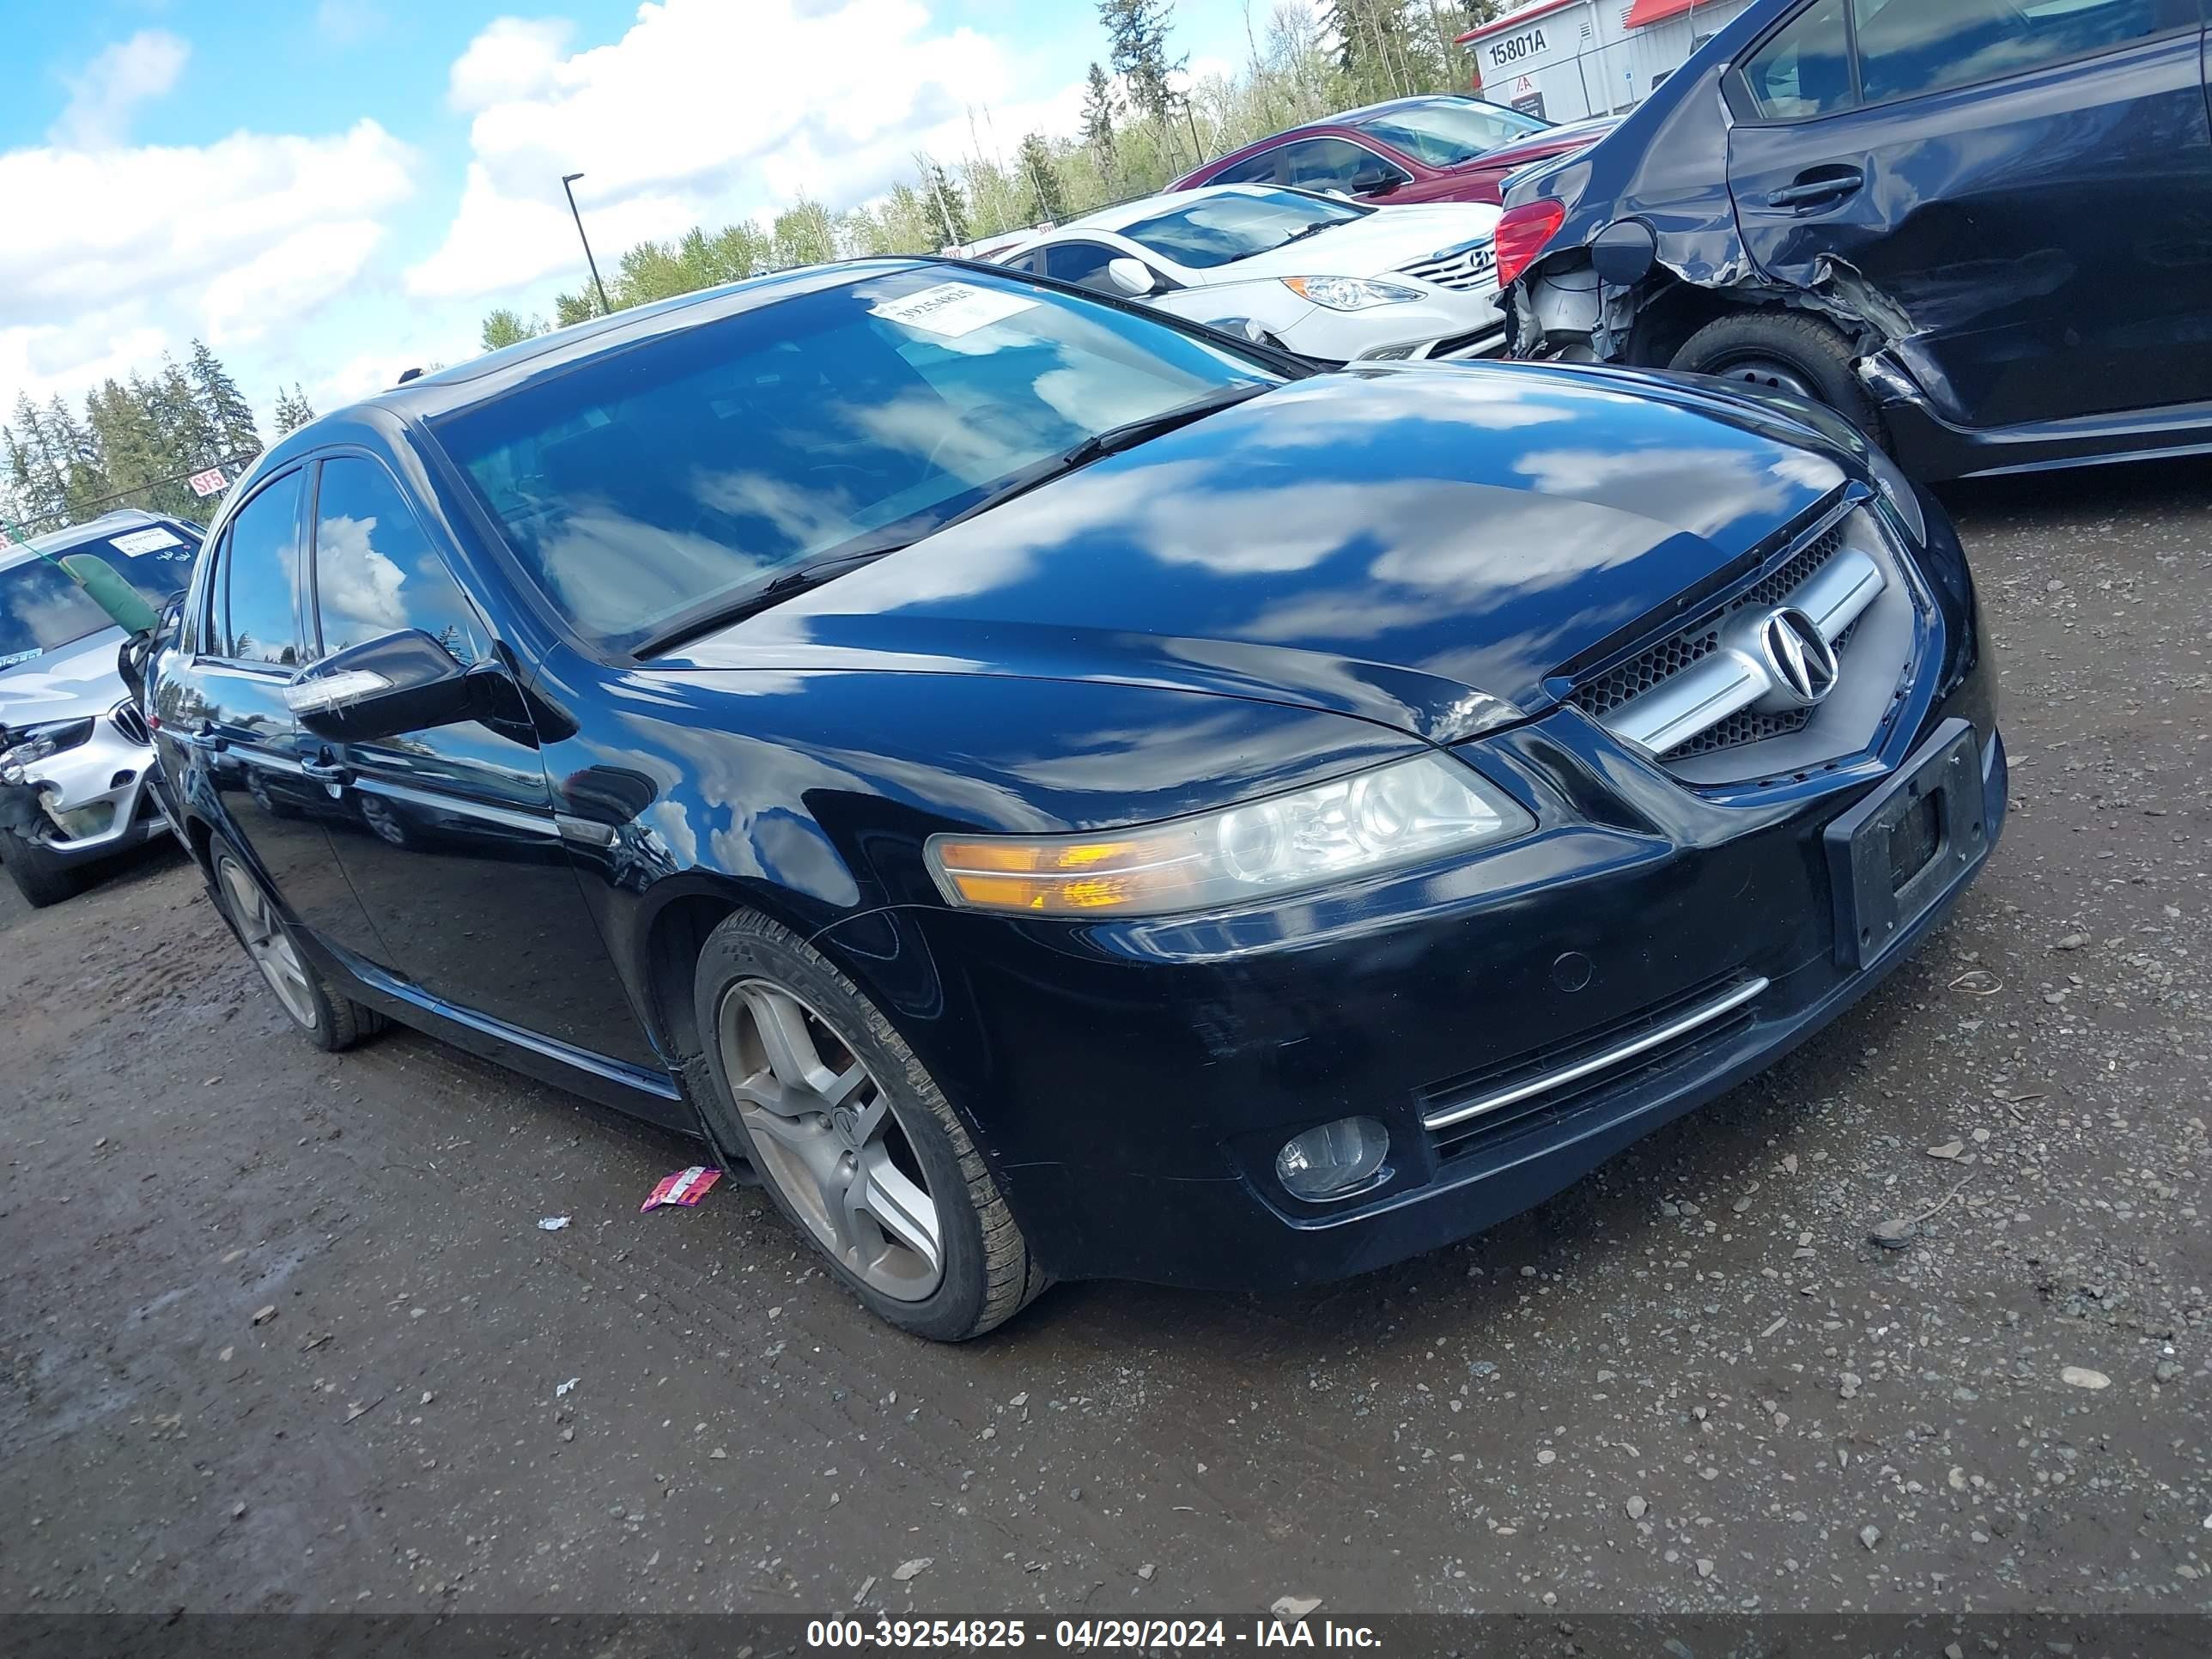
[641,1166,723,1212]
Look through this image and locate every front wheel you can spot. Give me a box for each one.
[1670,311,1884,443]
[692,911,1046,1341]
[1,830,82,908]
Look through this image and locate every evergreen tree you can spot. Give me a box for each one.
[154,355,222,477]
[1016,132,1069,224]
[273,384,318,434]
[186,339,260,459]
[917,157,971,247]
[8,395,68,525]
[1097,0,1185,123]
[1081,63,1122,188]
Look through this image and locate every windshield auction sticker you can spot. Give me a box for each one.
[110,527,184,556]
[870,283,1037,338]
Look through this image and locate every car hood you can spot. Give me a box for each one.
[1200,203,1501,281]
[662,363,1854,743]
[0,628,127,730]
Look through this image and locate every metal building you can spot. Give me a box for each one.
[1459,0,1759,124]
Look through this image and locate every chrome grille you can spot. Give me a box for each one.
[1567,508,1885,762]
[1395,241,1498,292]
[111,702,151,746]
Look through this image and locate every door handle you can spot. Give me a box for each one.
[179,724,227,754]
[1766,168,1864,210]
[301,755,352,786]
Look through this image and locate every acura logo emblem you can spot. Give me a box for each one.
[1757,607,1839,707]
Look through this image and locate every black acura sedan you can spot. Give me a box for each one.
[149,260,2004,1339]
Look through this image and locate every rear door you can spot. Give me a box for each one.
[1724,0,2212,429]
[299,453,659,1067]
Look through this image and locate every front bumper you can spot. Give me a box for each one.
[1293,288,1505,364]
[819,586,2004,1291]
[2,714,167,865]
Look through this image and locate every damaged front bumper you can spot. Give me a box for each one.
[0,709,168,865]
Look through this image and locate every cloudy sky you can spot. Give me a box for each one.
[0,0,1276,434]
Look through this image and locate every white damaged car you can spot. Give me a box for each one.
[993,184,1504,364]
[0,509,198,908]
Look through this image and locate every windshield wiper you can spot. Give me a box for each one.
[633,386,1271,659]
[634,549,897,658]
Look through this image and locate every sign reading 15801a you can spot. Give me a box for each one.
[1487,25,1550,69]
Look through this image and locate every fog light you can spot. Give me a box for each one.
[1275,1116,1389,1201]
[46,801,114,841]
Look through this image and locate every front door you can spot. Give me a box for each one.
[297,453,658,1067]
[167,468,368,933]
[1725,0,2212,429]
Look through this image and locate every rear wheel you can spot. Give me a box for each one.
[692,911,1046,1340]
[1670,311,1884,442]
[210,840,378,1052]
[0,830,82,908]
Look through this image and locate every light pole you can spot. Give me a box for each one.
[561,172,612,317]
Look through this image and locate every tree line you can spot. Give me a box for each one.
[482,0,1502,348]
[1,339,318,538]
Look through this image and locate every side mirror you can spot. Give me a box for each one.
[285,629,483,742]
[1105,257,1158,297]
[1348,167,1399,198]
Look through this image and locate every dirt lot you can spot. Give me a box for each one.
[3,462,2208,1620]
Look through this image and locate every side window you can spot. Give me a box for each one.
[1041,241,1123,293]
[311,456,489,667]
[1272,137,1406,191]
[1853,0,2198,106]
[1739,0,1856,120]
[1212,150,1285,186]
[218,472,306,668]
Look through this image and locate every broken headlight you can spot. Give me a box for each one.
[0,717,95,783]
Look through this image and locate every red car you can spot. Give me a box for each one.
[1170,95,1617,210]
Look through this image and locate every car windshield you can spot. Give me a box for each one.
[1354,100,1548,167]
[0,526,198,669]
[1113,191,1368,269]
[432,267,1277,653]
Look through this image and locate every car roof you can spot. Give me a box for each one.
[339,259,936,428]
[0,507,187,573]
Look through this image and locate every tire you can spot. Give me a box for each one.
[1669,311,1884,444]
[207,836,380,1053]
[1,830,82,908]
[692,910,1046,1341]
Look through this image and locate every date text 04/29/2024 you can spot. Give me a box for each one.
[805,1620,1383,1650]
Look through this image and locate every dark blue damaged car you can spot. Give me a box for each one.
[1497,0,2212,480]
[148,260,2003,1339]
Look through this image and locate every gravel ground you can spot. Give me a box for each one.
[1,461,2207,1618]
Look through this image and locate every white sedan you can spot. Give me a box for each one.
[991,185,1503,364]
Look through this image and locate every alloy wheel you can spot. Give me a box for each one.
[716,978,943,1301]
[360,796,407,847]
[216,855,319,1030]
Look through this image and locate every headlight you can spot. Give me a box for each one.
[926,755,1533,917]
[1281,276,1426,312]
[0,717,95,773]
[1863,444,1928,545]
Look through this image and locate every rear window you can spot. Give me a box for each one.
[0,524,199,668]
[431,270,1272,653]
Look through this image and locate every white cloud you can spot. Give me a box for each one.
[0,108,414,422]
[50,30,191,151]
[407,0,1083,301]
